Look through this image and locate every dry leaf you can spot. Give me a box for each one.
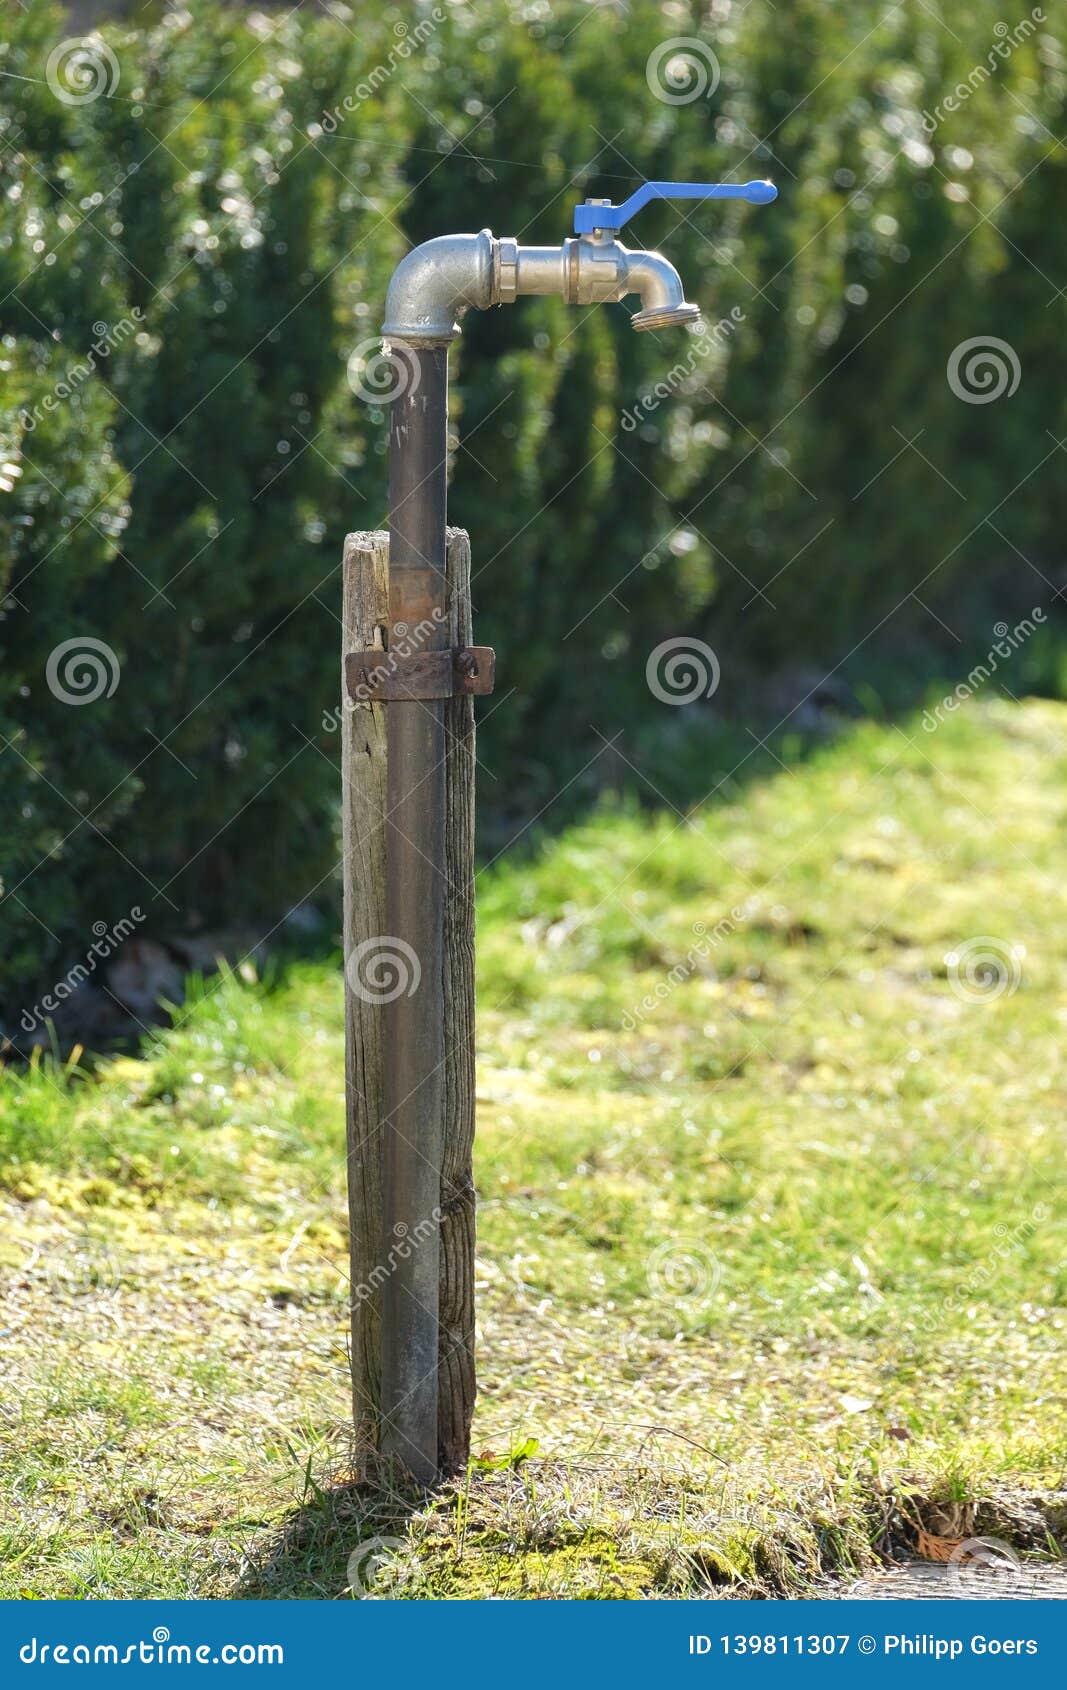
[917,1529,964,1562]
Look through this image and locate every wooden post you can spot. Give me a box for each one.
[342,529,389,1459]
[342,527,477,1476]
[437,526,477,1472]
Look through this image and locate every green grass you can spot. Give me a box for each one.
[2,696,1066,1598]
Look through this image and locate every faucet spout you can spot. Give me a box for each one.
[620,248,701,332]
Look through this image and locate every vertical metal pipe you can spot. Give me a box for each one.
[381,344,449,1483]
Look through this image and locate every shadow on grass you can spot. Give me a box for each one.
[11,588,1067,1068]
[233,1459,437,1601]
[475,589,1067,856]
[1,935,342,1071]
[233,1458,1067,1602]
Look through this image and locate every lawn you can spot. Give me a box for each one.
[1,696,1065,1598]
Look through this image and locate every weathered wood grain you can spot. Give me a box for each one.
[342,527,476,1473]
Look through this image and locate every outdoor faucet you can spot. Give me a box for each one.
[371,175,777,1484]
[382,178,779,342]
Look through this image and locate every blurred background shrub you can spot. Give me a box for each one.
[1,0,1064,1014]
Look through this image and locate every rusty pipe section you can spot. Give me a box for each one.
[382,228,699,344]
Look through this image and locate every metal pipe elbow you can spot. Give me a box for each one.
[620,248,701,332]
[382,230,496,344]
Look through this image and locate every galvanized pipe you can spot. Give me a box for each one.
[381,344,449,1484]
[379,236,694,1486]
[382,229,701,344]
[377,204,731,1480]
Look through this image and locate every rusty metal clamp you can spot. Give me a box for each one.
[345,644,496,704]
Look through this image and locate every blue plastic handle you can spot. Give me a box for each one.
[573,179,778,234]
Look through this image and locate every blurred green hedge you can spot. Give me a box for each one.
[1,0,1064,1014]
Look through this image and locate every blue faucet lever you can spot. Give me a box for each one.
[573,179,778,235]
